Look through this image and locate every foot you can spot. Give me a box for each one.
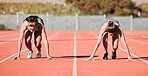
[112,52,116,59]
[36,51,41,58]
[27,51,33,59]
[103,53,108,60]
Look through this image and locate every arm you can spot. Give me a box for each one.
[38,20,52,60]
[14,21,27,60]
[117,23,132,60]
[88,23,107,60]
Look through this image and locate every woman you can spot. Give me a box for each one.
[88,19,132,60]
[14,15,52,60]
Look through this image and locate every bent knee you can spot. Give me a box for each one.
[113,46,118,50]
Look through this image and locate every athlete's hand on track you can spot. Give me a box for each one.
[46,55,54,60]
[13,56,21,60]
[127,56,133,61]
[87,55,95,61]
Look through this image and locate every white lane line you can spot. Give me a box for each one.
[107,41,148,64]
[0,38,18,44]
[129,39,148,45]
[118,47,148,64]
[0,33,19,38]
[0,48,28,63]
[0,31,61,63]
[141,35,148,38]
[72,31,77,76]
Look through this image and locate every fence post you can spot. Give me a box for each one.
[130,15,133,31]
[103,14,106,22]
[16,12,19,30]
[76,13,78,31]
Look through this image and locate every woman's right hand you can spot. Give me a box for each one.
[87,55,95,61]
[13,55,21,60]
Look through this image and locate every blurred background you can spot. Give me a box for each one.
[0,0,148,30]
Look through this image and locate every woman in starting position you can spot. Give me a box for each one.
[14,15,52,60]
[88,19,132,60]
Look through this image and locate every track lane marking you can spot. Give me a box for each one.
[72,31,77,76]
[118,47,148,64]
[0,38,18,44]
[129,39,148,45]
[0,33,19,38]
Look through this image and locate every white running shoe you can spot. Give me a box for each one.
[36,51,41,58]
[27,51,33,59]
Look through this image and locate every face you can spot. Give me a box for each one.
[108,21,114,27]
[27,22,36,31]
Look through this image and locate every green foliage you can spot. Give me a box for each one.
[66,0,146,17]
[139,3,148,17]
[0,3,79,15]
[0,1,147,17]
[0,24,11,30]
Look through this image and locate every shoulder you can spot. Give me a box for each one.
[22,20,28,26]
[21,20,28,30]
[102,21,108,28]
[37,18,44,25]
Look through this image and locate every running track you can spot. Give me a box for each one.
[0,31,148,76]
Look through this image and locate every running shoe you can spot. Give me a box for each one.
[112,51,117,59]
[103,53,108,60]
[27,51,33,59]
[36,51,41,58]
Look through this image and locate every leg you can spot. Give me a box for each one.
[25,30,33,58]
[102,32,108,59]
[34,31,42,58]
[25,30,33,51]
[112,32,119,59]
[34,31,42,51]
[103,32,108,53]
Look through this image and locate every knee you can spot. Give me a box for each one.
[25,40,31,45]
[35,43,41,48]
[25,31,32,45]
[103,37,108,42]
[113,46,118,51]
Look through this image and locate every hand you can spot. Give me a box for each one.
[87,55,95,61]
[46,55,53,60]
[127,56,133,61]
[13,55,21,60]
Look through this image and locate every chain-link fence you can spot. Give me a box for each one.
[0,13,148,31]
